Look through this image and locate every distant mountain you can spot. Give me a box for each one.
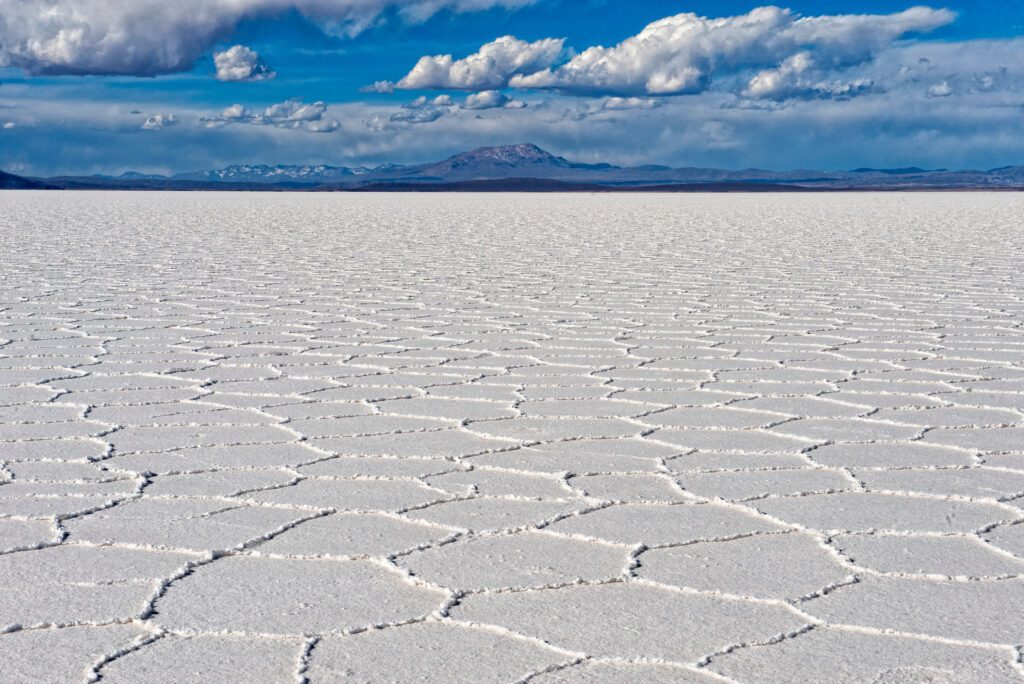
[152,145,618,185]
[85,171,170,181]
[988,166,1024,181]
[0,170,51,189]
[400,143,618,179]
[850,167,939,175]
[172,164,370,183]
[25,144,1024,191]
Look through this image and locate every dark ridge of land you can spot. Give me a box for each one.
[5,164,1024,193]
[344,178,827,192]
[38,177,311,191]
[344,178,613,192]
[5,142,1023,192]
[0,170,54,190]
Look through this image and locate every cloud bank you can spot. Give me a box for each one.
[512,6,952,96]
[0,0,536,76]
[382,6,954,99]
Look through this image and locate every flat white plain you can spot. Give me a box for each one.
[1,191,1024,683]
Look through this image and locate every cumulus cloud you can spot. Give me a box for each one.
[744,52,874,100]
[141,114,176,130]
[3,122,17,129]
[222,104,251,120]
[388,35,564,90]
[744,52,813,98]
[506,6,953,97]
[201,99,339,132]
[365,89,528,129]
[927,80,953,97]
[0,0,536,76]
[214,45,276,82]
[364,94,455,130]
[410,94,455,107]
[463,90,526,109]
[263,99,327,122]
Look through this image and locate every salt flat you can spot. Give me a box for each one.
[1,191,1024,682]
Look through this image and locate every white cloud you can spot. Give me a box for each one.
[263,99,327,122]
[508,6,953,97]
[410,94,455,107]
[390,35,564,90]
[600,97,662,111]
[2,122,17,129]
[559,95,664,122]
[927,80,954,97]
[304,118,341,132]
[366,110,441,131]
[389,108,446,124]
[361,80,396,94]
[223,104,251,120]
[463,90,526,109]
[141,114,176,130]
[744,52,874,100]
[0,0,537,76]
[744,52,815,99]
[365,92,467,130]
[366,90,528,130]
[214,45,276,82]
[200,98,339,132]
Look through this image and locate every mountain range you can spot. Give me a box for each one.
[7,143,1024,191]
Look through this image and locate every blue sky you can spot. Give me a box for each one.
[1,1,1022,175]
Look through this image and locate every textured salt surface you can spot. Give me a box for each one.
[1,191,1023,682]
